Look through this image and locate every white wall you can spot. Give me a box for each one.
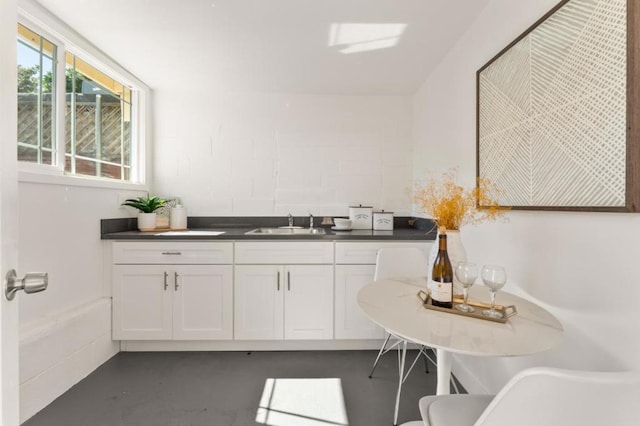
[19,183,133,323]
[413,0,640,393]
[18,182,143,421]
[153,90,414,216]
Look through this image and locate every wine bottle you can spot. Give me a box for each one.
[431,232,453,308]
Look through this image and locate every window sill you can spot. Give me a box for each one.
[19,169,149,191]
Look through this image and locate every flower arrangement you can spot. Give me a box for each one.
[413,169,508,231]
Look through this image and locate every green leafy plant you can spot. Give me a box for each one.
[122,195,166,213]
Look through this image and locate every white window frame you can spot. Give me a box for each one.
[17,3,149,190]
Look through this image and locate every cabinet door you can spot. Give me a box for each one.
[284,265,334,340]
[112,265,172,340]
[173,265,233,340]
[335,265,385,339]
[234,265,284,340]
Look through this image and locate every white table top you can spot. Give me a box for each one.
[357,279,564,357]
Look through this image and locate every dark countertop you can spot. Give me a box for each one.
[101,216,436,241]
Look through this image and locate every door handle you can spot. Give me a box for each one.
[163,272,168,291]
[174,272,180,291]
[287,271,291,291]
[277,271,280,291]
[5,269,48,301]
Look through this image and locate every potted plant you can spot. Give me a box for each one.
[122,195,166,231]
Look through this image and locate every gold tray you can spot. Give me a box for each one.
[417,290,517,324]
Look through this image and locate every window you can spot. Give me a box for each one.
[17,23,57,165]
[16,20,144,185]
[65,54,132,180]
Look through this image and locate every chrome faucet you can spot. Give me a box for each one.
[309,214,314,229]
[288,213,294,227]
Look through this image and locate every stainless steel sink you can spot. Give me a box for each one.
[245,227,326,235]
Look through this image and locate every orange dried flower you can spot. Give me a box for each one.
[413,169,508,231]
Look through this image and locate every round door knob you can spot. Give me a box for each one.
[5,269,48,301]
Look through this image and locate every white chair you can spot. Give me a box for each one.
[418,367,640,426]
[368,247,437,379]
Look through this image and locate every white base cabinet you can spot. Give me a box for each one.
[233,265,283,340]
[111,240,432,345]
[112,242,233,341]
[284,265,334,340]
[334,241,432,339]
[112,265,172,340]
[173,265,233,340]
[234,241,334,341]
[335,265,385,339]
[113,265,233,340]
[234,265,334,340]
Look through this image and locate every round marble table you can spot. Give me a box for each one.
[357,278,564,425]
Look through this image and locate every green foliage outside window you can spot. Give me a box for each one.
[17,65,84,94]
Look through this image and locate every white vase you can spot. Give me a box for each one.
[137,212,157,231]
[428,229,467,296]
[170,205,188,230]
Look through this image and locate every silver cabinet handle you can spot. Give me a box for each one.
[277,271,280,291]
[161,251,182,256]
[174,272,180,290]
[5,270,48,301]
[287,271,291,291]
[163,272,168,291]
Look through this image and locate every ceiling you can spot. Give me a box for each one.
[34,0,490,94]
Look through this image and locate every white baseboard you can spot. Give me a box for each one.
[19,298,118,423]
[121,339,392,352]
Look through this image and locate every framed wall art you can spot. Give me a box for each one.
[477,0,640,211]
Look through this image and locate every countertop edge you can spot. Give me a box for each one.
[101,231,435,241]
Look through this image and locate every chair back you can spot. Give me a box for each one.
[374,247,428,282]
[475,367,640,426]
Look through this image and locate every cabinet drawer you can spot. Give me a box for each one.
[335,241,432,264]
[113,242,233,264]
[235,242,334,264]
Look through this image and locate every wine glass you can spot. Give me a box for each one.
[481,265,507,319]
[454,262,477,312]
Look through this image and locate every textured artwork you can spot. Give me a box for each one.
[477,0,629,210]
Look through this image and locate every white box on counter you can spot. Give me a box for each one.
[373,210,394,230]
[349,205,373,229]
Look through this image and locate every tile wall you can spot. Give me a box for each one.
[153,91,414,216]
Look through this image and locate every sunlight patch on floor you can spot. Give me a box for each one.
[256,378,349,426]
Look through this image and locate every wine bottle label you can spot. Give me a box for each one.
[430,280,452,303]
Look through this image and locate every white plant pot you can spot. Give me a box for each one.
[137,212,157,231]
[428,229,467,296]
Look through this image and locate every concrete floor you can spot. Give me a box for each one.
[23,350,454,426]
